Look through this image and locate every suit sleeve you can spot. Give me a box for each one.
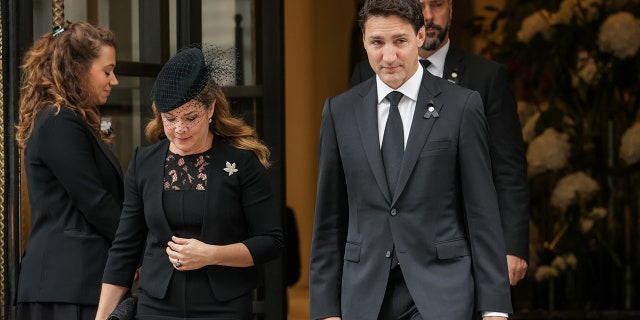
[485,65,530,261]
[239,152,284,264]
[38,110,122,240]
[102,147,148,287]
[309,98,349,319]
[459,91,513,313]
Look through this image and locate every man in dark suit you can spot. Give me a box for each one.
[349,0,530,286]
[310,0,512,319]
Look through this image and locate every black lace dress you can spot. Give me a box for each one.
[135,149,252,320]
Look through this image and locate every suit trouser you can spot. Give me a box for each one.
[377,266,423,320]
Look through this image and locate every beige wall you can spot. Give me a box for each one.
[284,0,358,290]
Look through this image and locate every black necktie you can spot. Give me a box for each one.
[420,59,431,68]
[382,91,404,269]
[381,91,404,197]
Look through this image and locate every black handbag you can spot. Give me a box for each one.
[107,297,136,320]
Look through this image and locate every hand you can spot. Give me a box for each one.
[166,236,212,271]
[507,254,528,286]
[320,317,341,320]
[133,267,141,282]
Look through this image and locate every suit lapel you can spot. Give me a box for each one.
[443,45,465,85]
[356,79,392,203]
[394,71,443,203]
[88,129,123,179]
[145,140,174,242]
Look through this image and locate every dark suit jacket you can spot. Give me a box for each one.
[102,137,283,301]
[310,71,512,320]
[18,107,124,304]
[349,45,530,261]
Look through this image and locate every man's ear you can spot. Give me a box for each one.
[417,26,426,47]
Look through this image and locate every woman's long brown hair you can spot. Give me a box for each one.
[16,21,116,149]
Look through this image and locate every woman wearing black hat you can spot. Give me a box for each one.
[95,46,283,320]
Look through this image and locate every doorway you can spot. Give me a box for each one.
[1,0,286,318]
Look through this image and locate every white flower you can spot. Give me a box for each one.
[517,100,539,126]
[552,255,568,270]
[517,10,555,43]
[578,207,607,233]
[553,0,603,25]
[588,206,608,219]
[571,50,599,87]
[580,217,596,233]
[550,171,600,213]
[522,112,540,143]
[100,118,112,135]
[597,12,640,59]
[579,207,608,233]
[223,161,238,176]
[619,121,640,165]
[527,128,571,177]
[563,253,578,269]
[534,265,560,282]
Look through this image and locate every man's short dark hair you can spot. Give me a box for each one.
[358,0,425,34]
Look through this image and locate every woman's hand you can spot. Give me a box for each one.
[166,236,213,270]
[133,267,141,282]
[95,283,128,320]
[166,236,255,269]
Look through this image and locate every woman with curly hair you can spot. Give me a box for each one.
[15,21,123,320]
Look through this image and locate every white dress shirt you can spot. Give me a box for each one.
[375,65,424,149]
[420,39,449,78]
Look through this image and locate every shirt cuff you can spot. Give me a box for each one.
[482,311,508,318]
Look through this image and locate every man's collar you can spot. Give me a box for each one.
[420,39,450,78]
[376,64,424,104]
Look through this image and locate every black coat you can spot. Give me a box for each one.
[102,137,283,301]
[18,106,124,304]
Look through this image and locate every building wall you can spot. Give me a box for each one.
[284,0,357,290]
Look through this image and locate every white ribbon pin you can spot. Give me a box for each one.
[424,100,439,119]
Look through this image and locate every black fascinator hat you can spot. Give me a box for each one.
[153,44,235,113]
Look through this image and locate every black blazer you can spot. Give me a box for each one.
[349,45,530,261]
[18,107,124,304]
[310,71,512,319]
[102,137,283,301]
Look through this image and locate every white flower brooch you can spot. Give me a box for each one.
[100,119,113,136]
[224,161,238,176]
